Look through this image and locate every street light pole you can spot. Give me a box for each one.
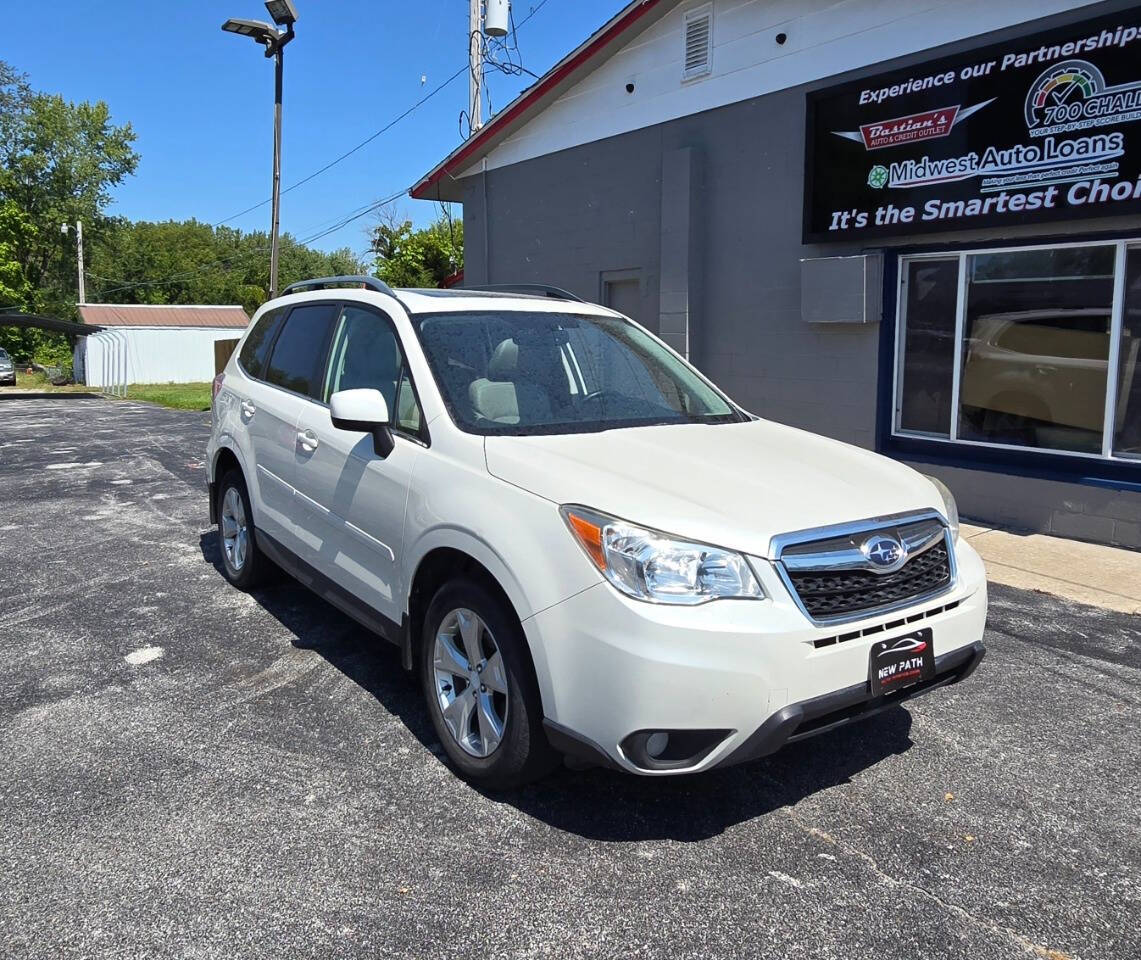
[222,1,298,300]
[270,43,284,299]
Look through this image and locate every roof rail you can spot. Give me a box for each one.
[280,275,396,297]
[467,283,585,303]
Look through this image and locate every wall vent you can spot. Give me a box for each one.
[683,5,713,82]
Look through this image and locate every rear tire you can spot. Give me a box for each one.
[419,577,556,790]
[216,469,272,589]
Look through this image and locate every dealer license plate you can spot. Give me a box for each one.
[869,629,935,696]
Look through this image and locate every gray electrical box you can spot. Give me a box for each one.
[800,254,883,324]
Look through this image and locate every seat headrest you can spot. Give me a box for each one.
[487,339,519,380]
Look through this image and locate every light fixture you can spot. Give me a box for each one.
[221,4,298,299]
[222,17,278,43]
[264,0,299,26]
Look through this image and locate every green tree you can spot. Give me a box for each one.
[0,59,138,361]
[371,206,463,288]
[0,199,33,306]
[87,218,367,316]
[0,199,43,360]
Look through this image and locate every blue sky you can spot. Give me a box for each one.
[6,0,618,257]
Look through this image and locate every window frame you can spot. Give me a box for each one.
[408,308,748,437]
[237,306,287,382]
[892,236,1134,464]
[323,301,430,447]
[259,300,342,402]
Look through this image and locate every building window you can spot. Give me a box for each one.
[894,239,1141,462]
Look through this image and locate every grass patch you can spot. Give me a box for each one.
[4,372,213,411]
[9,371,93,393]
[128,382,213,411]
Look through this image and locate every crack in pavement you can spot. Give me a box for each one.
[777,801,1079,960]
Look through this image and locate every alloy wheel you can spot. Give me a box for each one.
[220,486,249,572]
[432,607,510,758]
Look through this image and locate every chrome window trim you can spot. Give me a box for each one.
[771,510,957,627]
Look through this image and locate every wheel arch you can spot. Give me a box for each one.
[405,538,547,715]
[209,444,247,525]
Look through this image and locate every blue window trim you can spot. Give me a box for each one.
[875,230,1141,494]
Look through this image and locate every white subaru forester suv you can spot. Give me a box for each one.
[208,276,987,789]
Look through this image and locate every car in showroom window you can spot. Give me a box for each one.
[895,239,1141,462]
[208,280,987,789]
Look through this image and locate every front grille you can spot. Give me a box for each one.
[787,542,951,620]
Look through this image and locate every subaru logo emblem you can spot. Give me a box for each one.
[862,534,906,572]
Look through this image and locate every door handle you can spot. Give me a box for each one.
[240,399,256,418]
[297,429,319,453]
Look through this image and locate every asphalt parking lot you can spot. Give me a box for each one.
[0,396,1138,960]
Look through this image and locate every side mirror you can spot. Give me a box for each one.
[329,388,395,458]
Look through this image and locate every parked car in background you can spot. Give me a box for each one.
[0,348,16,386]
[207,277,987,789]
[959,308,1117,453]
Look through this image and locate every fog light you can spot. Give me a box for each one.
[620,728,733,771]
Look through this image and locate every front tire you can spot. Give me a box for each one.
[216,470,272,589]
[419,578,556,790]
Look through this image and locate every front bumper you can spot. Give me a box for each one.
[717,639,984,766]
[525,537,988,775]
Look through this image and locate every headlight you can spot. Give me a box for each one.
[926,476,959,542]
[560,505,764,605]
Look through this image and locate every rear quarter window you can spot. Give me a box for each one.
[264,303,340,399]
[238,308,286,379]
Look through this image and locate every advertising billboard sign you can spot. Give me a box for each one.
[805,8,1141,241]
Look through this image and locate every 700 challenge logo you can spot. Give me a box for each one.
[1025,59,1141,137]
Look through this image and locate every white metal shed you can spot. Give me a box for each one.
[75,304,249,387]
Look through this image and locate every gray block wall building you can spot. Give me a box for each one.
[414,0,1141,549]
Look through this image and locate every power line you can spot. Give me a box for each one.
[92,188,407,299]
[213,0,556,229]
[97,1,560,297]
[212,65,467,228]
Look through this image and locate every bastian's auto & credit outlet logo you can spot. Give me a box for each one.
[833,100,993,151]
[805,10,1141,240]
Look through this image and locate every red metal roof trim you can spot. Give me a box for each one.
[410,0,670,200]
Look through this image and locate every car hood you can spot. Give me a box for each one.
[484,419,944,558]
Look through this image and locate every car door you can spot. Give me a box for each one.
[292,302,427,625]
[247,302,339,548]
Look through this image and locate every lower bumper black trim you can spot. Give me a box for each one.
[543,719,621,771]
[718,640,986,769]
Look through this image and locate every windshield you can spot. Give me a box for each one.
[414,311,744,435]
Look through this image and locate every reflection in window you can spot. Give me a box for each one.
[957,246,1113,454]
[1114,247,1141,458]
[898,258,958,437]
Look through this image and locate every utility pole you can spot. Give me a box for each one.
[76,220,86,305]
[469,0,483,133]
[60,220,86,304]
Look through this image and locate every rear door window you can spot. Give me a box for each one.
[238,308,286,380]
[264,303,340,399]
